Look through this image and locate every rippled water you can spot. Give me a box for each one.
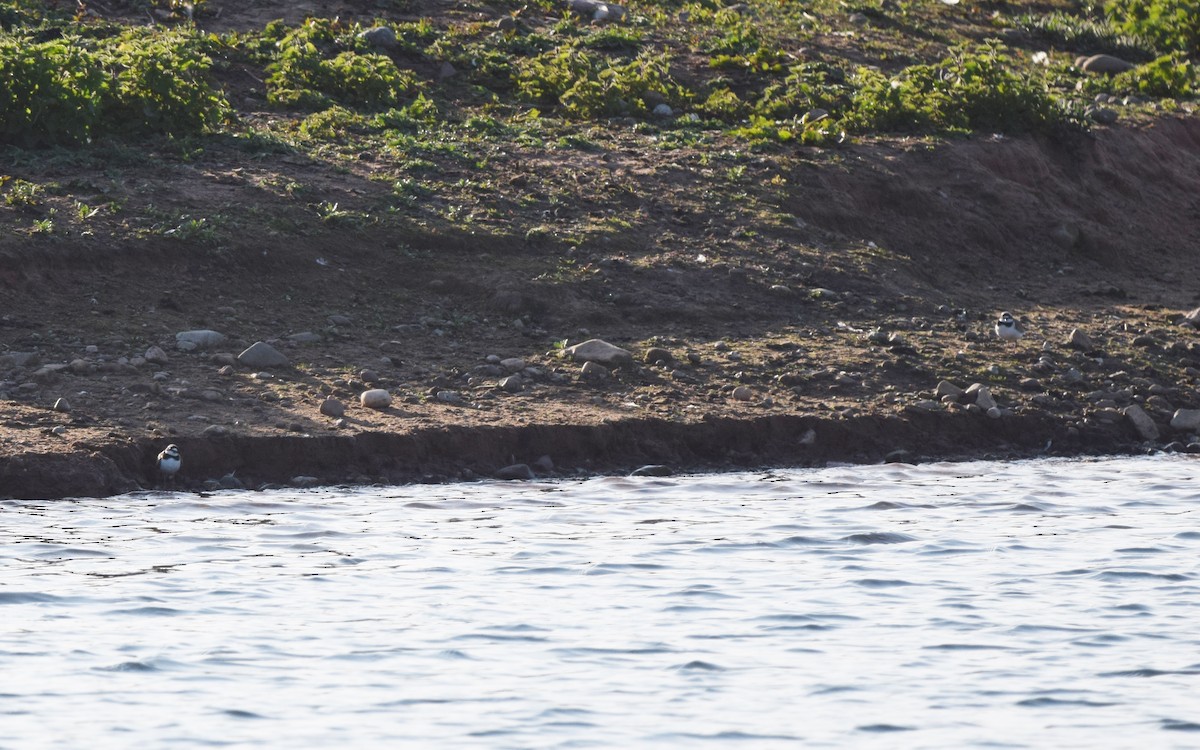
[3,456,1200,748]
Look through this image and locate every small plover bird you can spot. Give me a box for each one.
[994,311,1024,342]
[157,443,181,487]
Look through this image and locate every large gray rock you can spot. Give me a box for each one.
[1170,409,1200,432]
[360,389,392,410]
[176,330,226,349]
[965,383,996,410]
[565,339,633,367]
[1123,404,1160,441]
[935,380,963,399]
[237,341,289,369]
[358,26,397,48]
[320,397,347,418]
[1079,54,1135,74]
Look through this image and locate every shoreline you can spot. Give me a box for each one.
[0,409,1163,500]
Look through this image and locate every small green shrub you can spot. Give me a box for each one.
[267,19,424,111]
[0,29,227,146]
[1105,0,1200,53]
[1017,12,1155,60]
[729,113,842,146]
[516,45,688,119]
[1112,51,1197,96]
[756,62,853,119]
[845,43,1069,135]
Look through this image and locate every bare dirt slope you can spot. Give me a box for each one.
[2,101,1199,496]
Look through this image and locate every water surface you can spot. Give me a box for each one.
[2,456,1199,748]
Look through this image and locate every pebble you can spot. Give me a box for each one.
[360,389,392,410]
[202,424,229,436]
[237,341,289,369]
[1089,107,1118,125]
[360,369,381,384]
[51,425,67,436]
[176,330,226,348]
[986,407,1003,419]
[580,361,610,380]
[644,347,673,365]
[500,357,526,373]
[565,339,633,367]
[288,331,322,344]
[145,346,170,365]
[291,475,321,487]
[52,397,71,413]
[500,374,524,393]
[436,390,463,404]
[69,358,95,375]
[1066,328,1093,350]
[320,397,347,418]
[731,386,754,401]
[652,103,673,117]
[1182,307,1200,329]
[328,314,353,327]
[966,383,997,410]
[218,365,235,376]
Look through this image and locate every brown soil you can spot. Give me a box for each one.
[2,4,1200,497]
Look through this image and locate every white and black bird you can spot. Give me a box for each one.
[994,311,1024,342]
[157,443,181,487]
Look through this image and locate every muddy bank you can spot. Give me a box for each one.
[0,409,1154,500]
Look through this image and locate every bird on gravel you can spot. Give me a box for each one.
[157,444,181,487]
[994,311,1024,342]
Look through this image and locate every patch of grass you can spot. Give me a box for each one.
[1105,0,1200,54]
[0,28,228,146]
[1112,52,1198,97]
[1016,12,1155,61]
[844,42,1074,135]
[266,18,424,111]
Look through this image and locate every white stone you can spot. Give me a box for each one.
[360,389,392,410]
[565,339,633,367]
[732,386,754,401]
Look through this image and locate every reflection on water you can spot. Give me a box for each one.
[2,456,1199,748]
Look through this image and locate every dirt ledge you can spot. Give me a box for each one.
[0,410,1153,500]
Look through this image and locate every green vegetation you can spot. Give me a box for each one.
[0,0,1196,250]
[0,28,226,146]
[1106,0,1200,54]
